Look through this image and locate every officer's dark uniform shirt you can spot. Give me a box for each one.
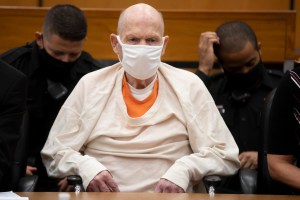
[0,41,103,189]
[195,65,282,153]
[266,67,300,195]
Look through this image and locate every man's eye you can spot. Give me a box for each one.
[245,62,255,67]
[147,39,158,44]
[70,53,79,58]
[128,38,138,43]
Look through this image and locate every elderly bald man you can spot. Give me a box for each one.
[41,3,240,193]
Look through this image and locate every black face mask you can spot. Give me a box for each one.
[224,60,264,90]
[39,49,77,82]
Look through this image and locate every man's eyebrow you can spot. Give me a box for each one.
[245,57,257,65]
[47,46,62,53]
[48,47,80,55]
[52,50,64,54]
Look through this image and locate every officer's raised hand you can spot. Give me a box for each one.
[198,32,220,75]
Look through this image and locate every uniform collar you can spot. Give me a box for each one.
[260,67,279,89]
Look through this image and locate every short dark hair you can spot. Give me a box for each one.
[213,21,258,59]
[42,4,87,41]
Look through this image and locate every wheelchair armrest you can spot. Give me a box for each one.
[16,174,38,192]
[67,175,85,192]
[67,174,225,193]
[203,175,222,193]
[239,168,257,194]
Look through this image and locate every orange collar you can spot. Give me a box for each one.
[122,75,159,118]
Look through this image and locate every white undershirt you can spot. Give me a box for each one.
[127,76,157,101]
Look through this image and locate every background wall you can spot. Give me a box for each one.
[0,0,291,9]
[0,0,299,56]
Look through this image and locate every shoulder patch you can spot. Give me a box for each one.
[266,69,284,78]
[0,42,33,63]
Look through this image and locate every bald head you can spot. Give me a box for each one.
[117,3,164,36]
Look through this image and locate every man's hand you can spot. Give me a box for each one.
[154,178,185,193]
[57,177,73,192]
[26,165,37,175]
[239,151,258,169]
[198,32,220,75]
[86,171,120,192]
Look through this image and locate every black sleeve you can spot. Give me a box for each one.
[267,71,296,155]
[0,61,27,191]
[195,69,212,88]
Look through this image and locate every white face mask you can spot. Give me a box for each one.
[116,36,164,80]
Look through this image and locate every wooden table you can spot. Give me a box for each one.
[16,192,300,200]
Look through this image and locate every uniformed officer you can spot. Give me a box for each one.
[195,21,283,172]
[0,4,104,191]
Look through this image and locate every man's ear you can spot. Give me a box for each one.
[257,41,262,55]
[35,32,43,49]
[161,35,169,56]
[110,34,119,54]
